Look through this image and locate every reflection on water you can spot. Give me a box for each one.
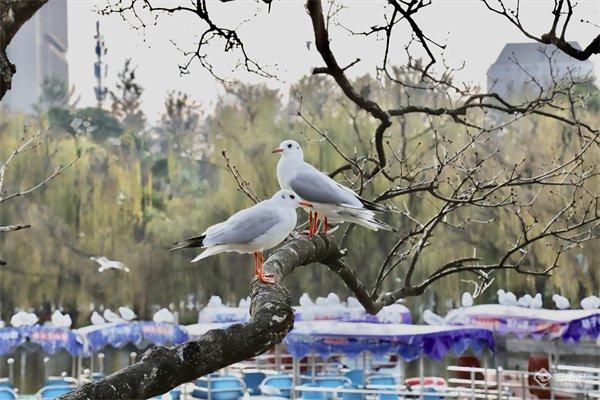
[0,343,147,394]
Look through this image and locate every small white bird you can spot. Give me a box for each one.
[238,296,251,309]
[580,295,600,310]
[90,311,106,325]
[11,311,38,327]
[169,190,311,284]
[119,306,136,321]
[423,310,446,325]
[0,320,5,328]
[51,310,72,329]
[461,292,474,307]
[552,294,570,310]
[497,289,518,306]
[274,140,392,235]
[299,293,314,307]
[518,294,533,308]
[152,308,175,324]
[90,256,130,273]
[103,309,122,323]
[530,293,543,309]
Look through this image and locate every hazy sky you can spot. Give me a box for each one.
[67,0,600,122]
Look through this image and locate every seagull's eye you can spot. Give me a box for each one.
[287,143,292,148]
[290,195,295,199]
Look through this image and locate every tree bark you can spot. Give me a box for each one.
[60,235,342,400]
[0,0,49,100]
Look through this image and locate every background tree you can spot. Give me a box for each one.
[56,0,600,399]
[110,58,146,132]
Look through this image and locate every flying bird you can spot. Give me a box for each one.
[90,256,130,273]
[497,289,518,306]
[169,190,310,284]
[274,140,392,235]
[580,295,600,310]
[51,310,72,329]
[552,294,570,310]
[119,306,137,321]
[90,311,106,325]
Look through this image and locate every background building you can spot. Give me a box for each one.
[487,42,595,102]
[4,0,69,113]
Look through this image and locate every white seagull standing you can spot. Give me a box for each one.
[51,310,72,329]
[517,294,533,308]
[274,140,392,235]
[581,295,600,310]
[90,311,106,325]
[90,256,130,273]
[153,308,175,324]
[103,309,122,323]
[119,306,137,321]
[169,190,311,283]
[10,311,38,327]
[497,289,518,306]
[461,292,474,307]
[530,293,543,309]
[552,294,570,310]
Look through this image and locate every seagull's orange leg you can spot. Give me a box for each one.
[303,211,314,236]
[253,252,259,276]
[258,252,275,284]
[323,216,328,235]
[312,212,319,236]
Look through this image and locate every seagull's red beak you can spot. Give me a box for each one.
[272,148,284,153]
[299,200,313,208]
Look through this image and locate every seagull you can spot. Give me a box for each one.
[103,309,122,323]
[580,295,600,310]
[152,308,175,324]
[238,297,251,309]
[51,310,72,329]
[423,310,446,325]
[552,294,570,310]
[119,306,136,321]
[461,292,474,307]
[274,140,392,235]
[11,311,38,327]
[497,289,518,306]
[91,311,106,325]
[168,189,311,284]
[518,294,533,308]
[530,293,543,309]
[90,256,130,273]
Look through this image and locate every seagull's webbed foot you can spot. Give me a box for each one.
[259,273,276,284]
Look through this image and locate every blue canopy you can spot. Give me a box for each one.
[138,321,188,346]
[0,327,27,355]
[284,321,495,362]
[77,322,189,355]
[29,326,83,356]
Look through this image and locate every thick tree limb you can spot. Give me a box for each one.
[0,0,49,100]
[60,235,342,400]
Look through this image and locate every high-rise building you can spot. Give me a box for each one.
[487,42,595,102]
[4,0,68,113]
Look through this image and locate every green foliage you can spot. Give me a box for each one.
[0,70,598,325]
[110,59,146,132]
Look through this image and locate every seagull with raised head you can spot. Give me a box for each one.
[51,310,72,329]
[90,256,130,273]
[552,294,570,310]
[497,289,518,306]
[11,311,38,327]
[274,140,392,235]
[530,293,543,309]
[91,311,106,325]
[169,189,311,284]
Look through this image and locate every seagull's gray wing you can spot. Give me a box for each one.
[205,206,280,245]
[288,170,359,206]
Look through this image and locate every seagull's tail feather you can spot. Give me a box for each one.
[191,245,228,263]
[357,196,391,213]
[337,209,396,232]
[168,234,206,251]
